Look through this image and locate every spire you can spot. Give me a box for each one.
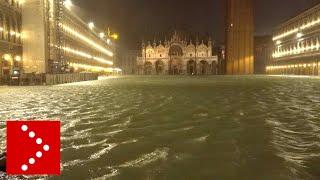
[164,36,168,46]
[196,36,199,45]
[153,38,156,47]
[208,37,212,47]
[172,30,177,41]
[142,40,145,48]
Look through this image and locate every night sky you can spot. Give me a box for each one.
[74,0,320,49]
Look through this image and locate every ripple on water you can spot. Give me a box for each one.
[119,147,169,168]
[0,76,320,179]
[90,143,118,160]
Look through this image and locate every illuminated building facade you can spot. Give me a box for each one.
[269,4,320,75]
[254,36,272,74]
[225,0,254,75]
[0,0,23,83]
[137,31,218,75]
[22,0,115,75]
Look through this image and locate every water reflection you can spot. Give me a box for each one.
[0,76,320,179]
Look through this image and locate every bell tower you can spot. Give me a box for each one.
[225,0,254,75]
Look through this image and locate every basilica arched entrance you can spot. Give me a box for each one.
[144,62,153,75]
[199,60,209,75]
[155,60,164,75]
[169,45,183,75]
[169,45,183,57]
[169,59,182,75]
[187,60,197,75]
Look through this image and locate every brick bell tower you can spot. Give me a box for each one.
[225,0,254,75]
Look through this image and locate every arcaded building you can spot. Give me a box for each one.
[0,0,23,83]
[225,0,254,75]
[137,32,218,75]
[268,4,320,75]
[22,0,114,75]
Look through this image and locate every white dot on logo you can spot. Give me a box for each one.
[29,158,35,165]
[21,125,28,132]
[21,164,28,171]
[36,151,42,158]
[43,145,50,151]
[29,131,35,138]
[36,138,42,145]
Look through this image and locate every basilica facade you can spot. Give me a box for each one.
[136,32,218,75]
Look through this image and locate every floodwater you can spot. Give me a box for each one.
[0,76,320,180]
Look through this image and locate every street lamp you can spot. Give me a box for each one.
[88,22,95,30]
[107,38,111,45]
[99,32,105,39]
[107,28,119,40]
[3,54,11,61]
[297,32,303,38]
[15,56,22,62]
[64,0,73,9]
[111,33,119,40]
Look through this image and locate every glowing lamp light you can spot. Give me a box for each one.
[64,0,73,9]
[297,32,303,38]
[111,33,119,40]
[276,40,281,45]
[61,23,114,56]
[88,22,95,30]
[107,38,111,45]
[15,56,22,62]
[18,0,25,4]
[99,32,105,39]
[3,54,11,61]
[0,27,3,32]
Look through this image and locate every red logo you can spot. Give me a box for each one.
[6,121,60,175]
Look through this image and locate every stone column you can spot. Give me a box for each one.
[164,60,169,75]
[197,62,201,75]
[182,60,187,75]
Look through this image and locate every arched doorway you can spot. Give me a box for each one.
[169,59,182,75]
[169,45,183,57]
[199,60,209,75]
[155,60,164,75]
[1,54,12,81]
[144,62,153,75]
[169,45,183,75]
[187,60,197,75]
